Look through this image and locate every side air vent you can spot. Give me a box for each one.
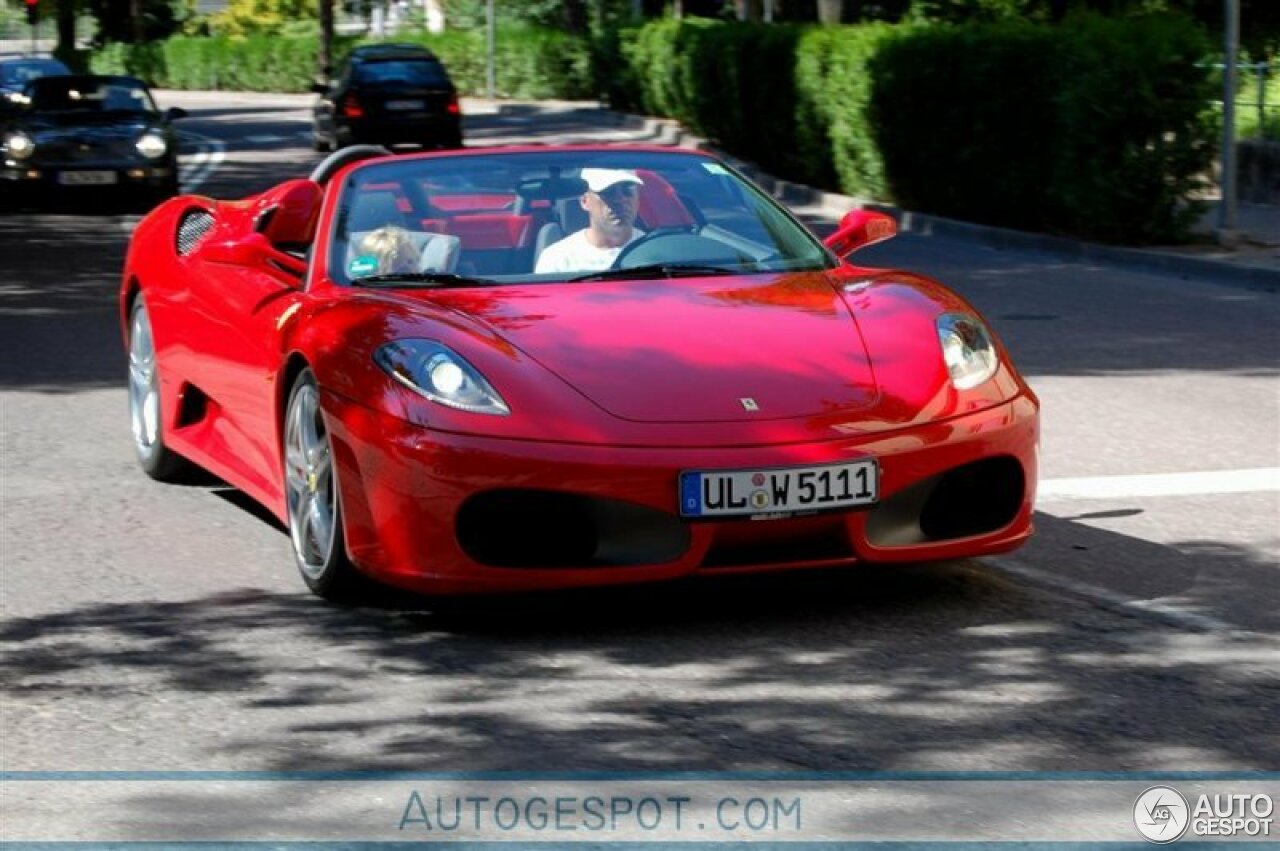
[175,208,215,256]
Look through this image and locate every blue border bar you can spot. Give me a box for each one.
[3,771,1277,781]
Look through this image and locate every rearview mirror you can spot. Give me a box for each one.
[823,209,897,259]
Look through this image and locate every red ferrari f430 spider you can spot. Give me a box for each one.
[121,145,1039,601]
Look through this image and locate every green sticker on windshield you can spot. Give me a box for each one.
[349,255,379,277]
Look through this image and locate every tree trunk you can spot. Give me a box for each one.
[816,0,842,24]
[130,0,143,41]
[318,0,334,82]
[424,0,444,33]
[56,0,76,54]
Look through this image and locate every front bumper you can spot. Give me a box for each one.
[324,394,1039,595]
[1,159,175,190]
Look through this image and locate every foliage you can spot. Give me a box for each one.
[84,0,182,42]
[615,14,1218,243]
[357,26,594,98]
[208,0,315,37]
[85,26,590,97]
[869,13,1218,241]
[88,35,335,90]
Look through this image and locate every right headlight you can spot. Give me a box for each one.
[936,312,998,390]
[135,132,168,159]
[374,339,510,416]
[4,131,35,161]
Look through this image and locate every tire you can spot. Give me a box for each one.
[127,295,193,481]
[283,368,367,602]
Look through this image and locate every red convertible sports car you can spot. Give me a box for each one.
[121,144,1039,601]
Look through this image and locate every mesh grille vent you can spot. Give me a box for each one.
[175,208,215,256]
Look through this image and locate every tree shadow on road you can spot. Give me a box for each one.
[3,510,1276,775]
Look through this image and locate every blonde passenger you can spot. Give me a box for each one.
[358,225,421,274]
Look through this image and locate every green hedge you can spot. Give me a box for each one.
[869,15,1218,242]
[616,15,1218,243]
[87,15,1218,243]
[89,35,328,91]
[88,26,591,98]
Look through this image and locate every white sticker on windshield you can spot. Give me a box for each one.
[702,163,729,175]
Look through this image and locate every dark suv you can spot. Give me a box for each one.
[311,44,462,151]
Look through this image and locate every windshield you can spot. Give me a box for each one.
[354,58,449,87]
[330,150,835,286]
[26,77,157,114]
[0,60,69,87]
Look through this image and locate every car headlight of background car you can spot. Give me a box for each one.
[4,131,34,161]
[135,132,168,159]
[375,339,510,415]
[936,313,999,390]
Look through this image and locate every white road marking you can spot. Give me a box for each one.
[994,558,1236,633]
[1038,467,1280,500]
[176,131,226,194]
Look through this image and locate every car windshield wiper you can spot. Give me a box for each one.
[568,263,740,283]
[350,272,494,288]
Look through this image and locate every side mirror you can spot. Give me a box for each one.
[310,82,330,95]
[204,232,272,267]
[164,106,187,121]
[823,209,897,259]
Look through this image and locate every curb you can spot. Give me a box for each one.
[631,112,1280,292]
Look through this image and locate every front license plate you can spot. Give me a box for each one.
[385,99,425,111]
[679,460,878,518]
[58,170,118,186]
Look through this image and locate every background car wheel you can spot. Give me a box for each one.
[284,368,368,602]
[127,296,192,481]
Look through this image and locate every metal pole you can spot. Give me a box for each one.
[764,0,774,22]
[1217,0,1239,239]
[1258,63,1268,142]
[485,0,495,102]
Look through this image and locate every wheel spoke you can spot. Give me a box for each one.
[307,495,332,557]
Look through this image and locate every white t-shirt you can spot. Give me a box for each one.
[535,228,645,274]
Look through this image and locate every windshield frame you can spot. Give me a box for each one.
[325,148,839,289]
[25,76,159,115]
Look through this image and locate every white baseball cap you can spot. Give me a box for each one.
[580,167,644,193]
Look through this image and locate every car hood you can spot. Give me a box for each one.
[21,113,160,139]
[424,271,879,424]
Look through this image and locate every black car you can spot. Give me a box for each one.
[0,75,185,207]
[0,57,70,115]
[311,44,462,151]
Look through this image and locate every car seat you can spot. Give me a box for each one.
[346,230,461,275]
[533,197,588,269]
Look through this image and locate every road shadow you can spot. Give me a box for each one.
[2,509,1276,775]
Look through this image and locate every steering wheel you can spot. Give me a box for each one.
[613,227,756,270]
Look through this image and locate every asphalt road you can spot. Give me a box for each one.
[1,93,1277,838]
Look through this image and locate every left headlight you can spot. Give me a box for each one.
[4,131,35,161]
[374,339,510,416]
[135,132,168,159]
[936,313,999,390]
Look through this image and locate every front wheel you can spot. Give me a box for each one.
[128,296,193,481]
[283,368,367,602]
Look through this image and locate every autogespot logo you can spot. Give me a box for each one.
[1135,786,1191,843]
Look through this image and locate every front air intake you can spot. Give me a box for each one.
[175,208,215,256]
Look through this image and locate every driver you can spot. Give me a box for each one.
[535,168,645,273]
